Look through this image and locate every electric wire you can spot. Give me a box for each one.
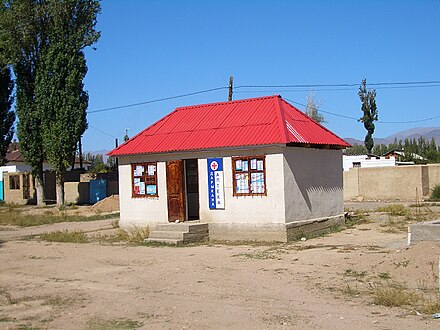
[284,98,440,124]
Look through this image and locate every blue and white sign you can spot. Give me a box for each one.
[207,158,225,209]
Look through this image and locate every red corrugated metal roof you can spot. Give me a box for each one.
[108,95,350,156]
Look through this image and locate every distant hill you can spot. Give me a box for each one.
[344,127,440,147]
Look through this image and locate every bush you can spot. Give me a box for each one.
[431,184,440,200]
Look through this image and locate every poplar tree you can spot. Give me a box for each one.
[358,79,378,154]
[38,0,100,205]
[0,0,47,205]
[0,64,15,165]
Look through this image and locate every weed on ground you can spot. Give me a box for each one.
[40,230,89,243]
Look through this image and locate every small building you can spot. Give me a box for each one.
[343,154,396,171]
[108,95,350,242]
[383,149,426,162]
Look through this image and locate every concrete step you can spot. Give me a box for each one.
[155,223,208,234]
[144,237,184,246]
[149,230,209,240]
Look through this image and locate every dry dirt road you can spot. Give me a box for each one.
[1,216,440,329]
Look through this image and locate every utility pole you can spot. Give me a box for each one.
[115,138,119,169]
[79,137,83,170]
[228,76,233,101]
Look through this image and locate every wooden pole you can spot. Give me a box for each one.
[228,76,233,101]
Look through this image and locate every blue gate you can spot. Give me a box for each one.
[90,179,107,204]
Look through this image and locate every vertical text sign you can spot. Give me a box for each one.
[207,158,225,209]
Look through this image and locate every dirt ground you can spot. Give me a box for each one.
[1,202,440,329]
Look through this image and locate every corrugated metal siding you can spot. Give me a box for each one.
[108,95,349,156]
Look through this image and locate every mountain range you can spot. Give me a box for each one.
[344,127,440,147]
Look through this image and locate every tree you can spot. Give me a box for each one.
[305,93,325,124]
[38,0,100,205]
[0,64,15,166]
[344,144,368,155]
[0,0,48,205]
[358,79,378,154]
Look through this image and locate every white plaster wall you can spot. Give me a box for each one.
[118,160,168,227]
[198,152,285,225]
[283,147,344,223]
[117,146,285,227]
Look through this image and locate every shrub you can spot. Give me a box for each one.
[431,184,440,200]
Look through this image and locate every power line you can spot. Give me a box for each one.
[89,124,117,139]
[88,86,228,114]
[284,98,440,124]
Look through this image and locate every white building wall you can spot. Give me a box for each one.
[343,155,396,171]
[198,152,285,225]
[284,147,344,223]
[118,160,168,226]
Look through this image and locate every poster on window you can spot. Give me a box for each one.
[235,159,242,171]
[250,158,257,170]
[235,173,249,194]
[147,165,156,176]
[207,158,225,209]
[134,165,144,176]
[146,184,156,195]
[133,178,141,194]
[251,172,265,193]
[257,160,264,171]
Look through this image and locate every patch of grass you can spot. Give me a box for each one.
[40,230,89,243]
[430,184,440,200]
[378,272,391,280]
[115,226,149,244]
[376,204,409,216]
[343,283,360,297]
[344,269,367,278]
[421,295,440,314]
[86,317,142,330]
[380,218,408,233]
[0,210,119,227]
[110,218,120,228]
[373,285,419,307]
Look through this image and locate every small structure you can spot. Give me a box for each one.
[109,95,350,242]
[384,149,426,162]
[343,154,396,171]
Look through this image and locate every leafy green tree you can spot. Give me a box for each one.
[0,64,15,165]
[358,79,378,154]
[0,0,47,205]
[38,0,100,205]
[344,144,368,155]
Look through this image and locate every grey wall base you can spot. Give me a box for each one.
[208,214,345,242]
[408,221,440,245]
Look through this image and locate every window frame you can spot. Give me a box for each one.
[131,162,158,198]
[9,174,20,190]
[232,155,267,197]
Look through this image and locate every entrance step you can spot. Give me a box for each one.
[145,223,209,245]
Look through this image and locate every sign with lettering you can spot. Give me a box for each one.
[207,158,225,209]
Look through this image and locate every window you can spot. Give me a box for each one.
[131,162,158,198]
[9,175,20,190]
[352,162,361,168]
[232,156,266,196]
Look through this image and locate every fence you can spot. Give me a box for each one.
[343,164,440,201]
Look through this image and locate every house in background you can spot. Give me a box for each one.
[383,149,427,163]
[109,95,350,242]
[343,154,396,171]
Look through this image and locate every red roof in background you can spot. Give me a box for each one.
[108,95,350,156]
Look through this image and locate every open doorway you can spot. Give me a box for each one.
[185,159,199,220]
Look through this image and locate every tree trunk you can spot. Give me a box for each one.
[56,171,65,206]
[34,170,46,206]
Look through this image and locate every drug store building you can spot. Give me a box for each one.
[108,95,350,242]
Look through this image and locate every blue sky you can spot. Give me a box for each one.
[83,0,440,151]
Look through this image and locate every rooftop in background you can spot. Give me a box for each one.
[108,95,350,156]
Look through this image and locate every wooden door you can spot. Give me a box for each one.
[166,160,186,222]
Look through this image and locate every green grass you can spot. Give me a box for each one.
[376,204,409,216]
[40,230,89,243]
[431,184,440,200]
[86,317,142,330]
[0,210,119,227]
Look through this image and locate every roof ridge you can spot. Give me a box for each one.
[175,95,280,111]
